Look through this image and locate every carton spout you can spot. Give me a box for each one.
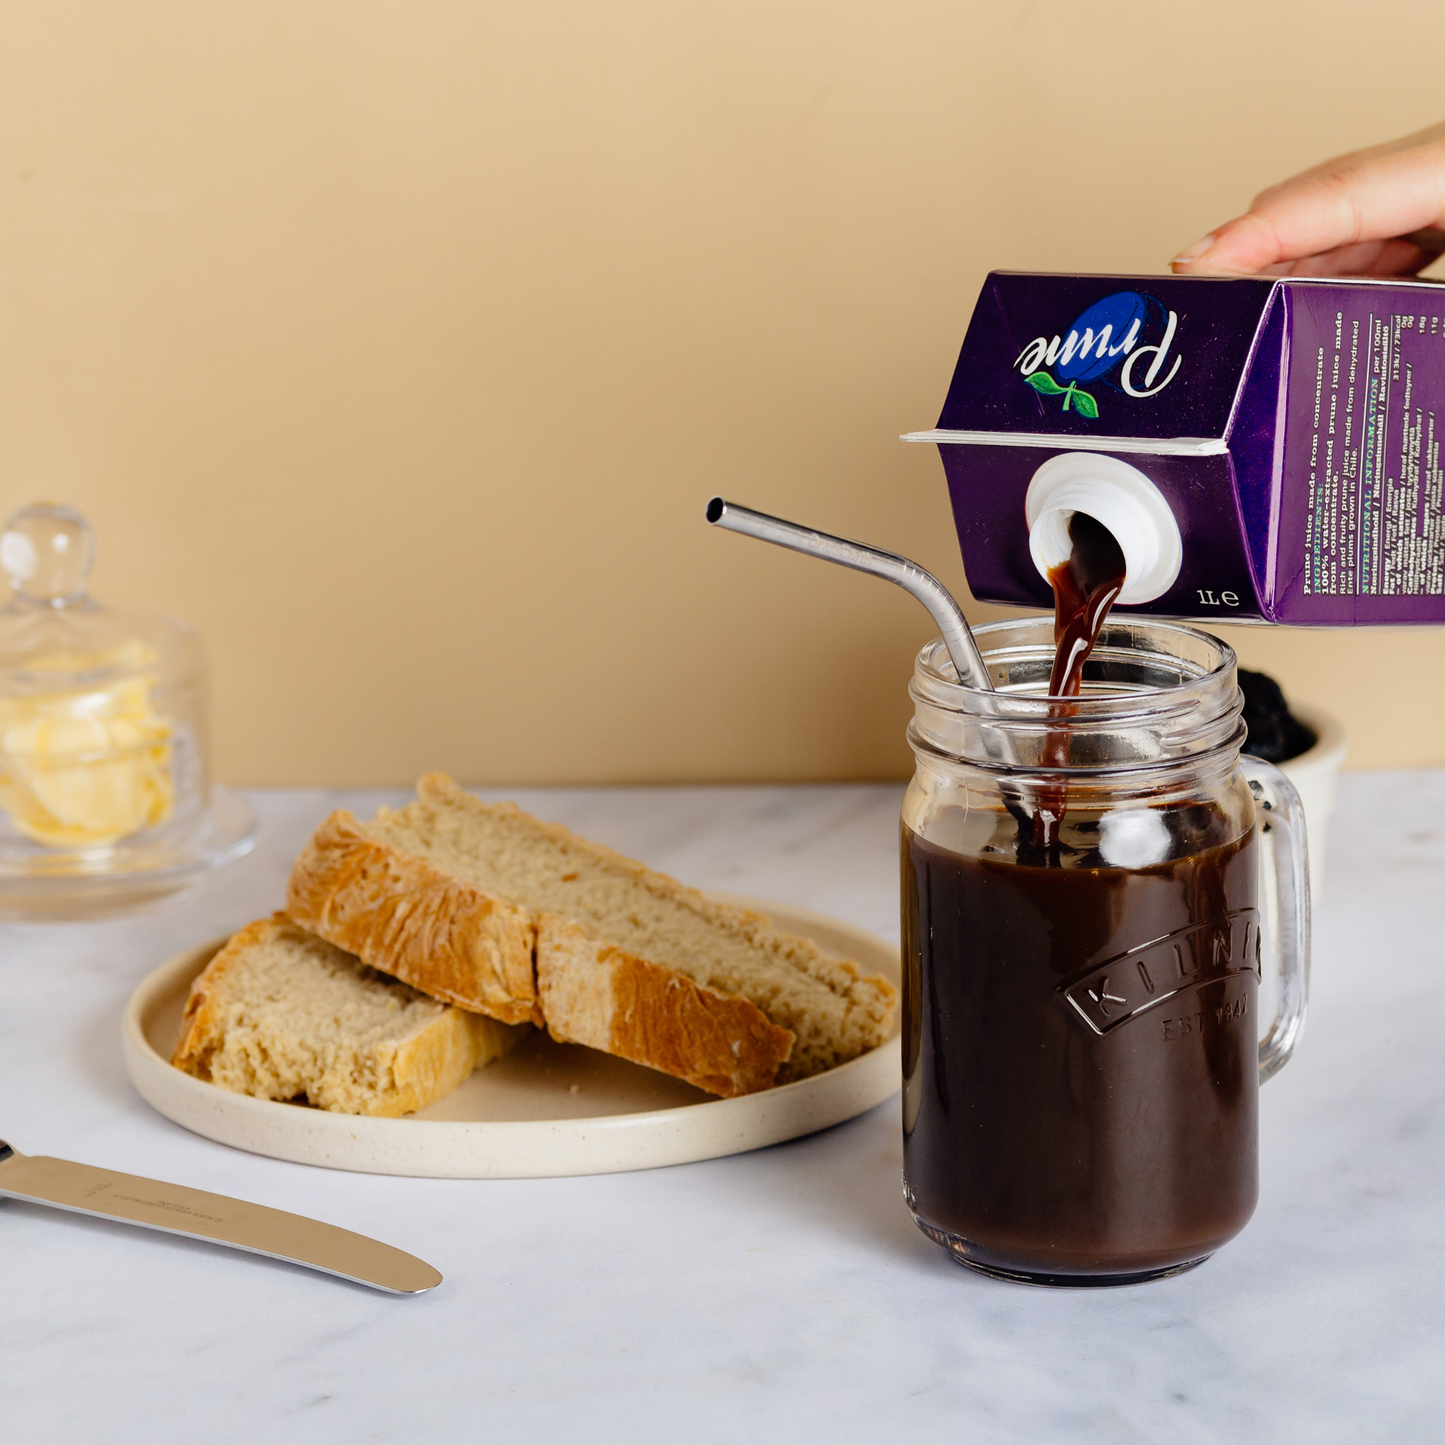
[1024,452,1183,606]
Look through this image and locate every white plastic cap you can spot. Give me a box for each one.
[1024,452,1182,606]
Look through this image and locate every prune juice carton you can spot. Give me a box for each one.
[907,272,1445,623]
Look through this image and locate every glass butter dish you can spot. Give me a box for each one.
[0,502,255,919]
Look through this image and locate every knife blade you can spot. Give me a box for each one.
[0,1140,441,1294]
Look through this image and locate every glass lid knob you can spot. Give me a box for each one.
[0,502,98,607]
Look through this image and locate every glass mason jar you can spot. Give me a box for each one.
[901,616,1308,1287]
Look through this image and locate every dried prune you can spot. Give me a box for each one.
[1238,668,1316,763]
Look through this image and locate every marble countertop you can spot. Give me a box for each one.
[2,775,1441,1444]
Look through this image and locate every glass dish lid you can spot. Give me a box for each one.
[0,502,255,919]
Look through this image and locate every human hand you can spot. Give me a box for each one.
[1171,121,1445,278]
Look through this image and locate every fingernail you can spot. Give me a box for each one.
[1171,233,1215,267]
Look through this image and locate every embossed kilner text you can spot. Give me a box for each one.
[1061,907,1261,1036]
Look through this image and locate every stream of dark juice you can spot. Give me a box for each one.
[902,511,1260,1281]
[1029,511,1128,860]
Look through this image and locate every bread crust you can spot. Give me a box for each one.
[285,777,897,1094]
[286,810,540,1025]
[384,1010,496,1117]
[172,915,277,1079]
[171,915,498,1117]
[416,773,898,1080]
[535,916,794,1097]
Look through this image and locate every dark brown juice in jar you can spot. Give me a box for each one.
[901,822,1261,1282]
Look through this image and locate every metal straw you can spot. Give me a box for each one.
[705,497,994,691]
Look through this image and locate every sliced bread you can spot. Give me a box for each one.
[172,915,526,1116]
[284,809,539,1025]
[536,915,794,1096]
[287,774,897,1088]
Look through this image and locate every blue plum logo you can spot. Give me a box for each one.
[1054,293,1148,381]
[1014,290,1181,419]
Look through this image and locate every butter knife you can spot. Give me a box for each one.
[0,1140,441,1294]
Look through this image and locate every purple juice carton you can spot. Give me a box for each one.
[907,272,1445,623]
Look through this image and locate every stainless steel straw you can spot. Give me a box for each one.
[705,497,994,691]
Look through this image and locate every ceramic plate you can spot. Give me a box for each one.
[122,894,902,1178]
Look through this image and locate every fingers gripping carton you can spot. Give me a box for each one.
[907,273,1445,624]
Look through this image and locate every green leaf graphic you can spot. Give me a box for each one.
[1024,370,1065,395]
[1024,369,1098,417]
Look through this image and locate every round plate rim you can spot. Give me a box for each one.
[122,893,902,1179]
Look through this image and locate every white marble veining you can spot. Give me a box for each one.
[1,774,1442,1444]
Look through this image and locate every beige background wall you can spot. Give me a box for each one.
[1,2,1442,785]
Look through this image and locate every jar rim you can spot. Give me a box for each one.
[914,615,1238,718]
[910,615,1243,773]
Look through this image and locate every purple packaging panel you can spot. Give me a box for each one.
[906,272,1445,624]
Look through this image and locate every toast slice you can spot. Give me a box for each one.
[287,774,897,1091]
[171,915,527,1117]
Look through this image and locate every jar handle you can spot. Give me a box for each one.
[1241,757,1311,1083]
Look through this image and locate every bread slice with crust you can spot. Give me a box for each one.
[286,774,897,1094]
[171,915,526,1116]
[287,810,539,1025]
[287,798,793,1097]
[536,916,794,1096]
